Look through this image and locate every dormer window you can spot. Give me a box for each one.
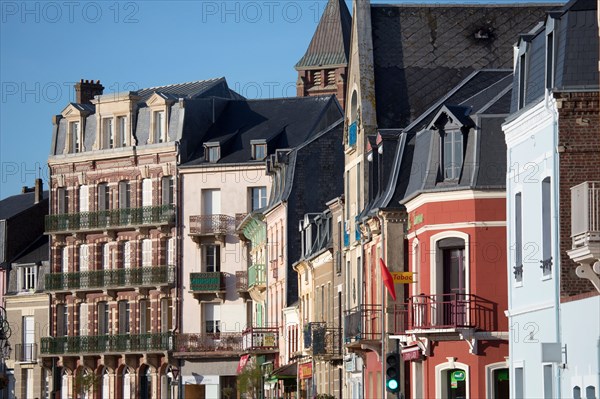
[18,264,37,292]
[518,53,527,109]
[545,32,554,90]
[252,142,267,160]
[154,110,166,143]
[117,116,128,147]
[442,129,463,180]
[103,117,114,149]
[205,144,220,163]
[70,121,81,153]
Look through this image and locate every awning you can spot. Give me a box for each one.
[271,362,297,379]
[237,354,250,374]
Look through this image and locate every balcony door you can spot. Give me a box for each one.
[79,244,89,288]
[436,237,466,327]
[143,178,153,221]
[79,185,89,228]
[22,316,34,362]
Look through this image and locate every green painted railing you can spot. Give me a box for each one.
[45,266,175,291]
[190,272,225,292]
[45,204,176,232]
[248,264,266,288]
[40,333,173,355]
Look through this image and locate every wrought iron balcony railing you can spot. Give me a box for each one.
[174,332,243,355]
[189,272,225,292]
[248,264,266,289]
[45,205,176,233]
[513,264,523,282]
[15,343,37,362]
[344,304,382,342]
[45,266,175,292]
[40,332,173,355]
[571,181,600,248]
[189,214,236,236]
[242,327,279,352]
[306,323,343,358]
[236,271,248,292]
[540,257,552,275]
[405,293,496,332]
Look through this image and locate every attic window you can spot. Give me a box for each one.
[206,144,220,163]
[252,143,267,160]
[442,129,463,181]
[70,121,81,153]
[154,110,166,143]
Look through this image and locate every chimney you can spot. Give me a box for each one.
[34,178,43,204]
[75,79,104,104]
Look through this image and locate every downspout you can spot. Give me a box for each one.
[376,212,386,399]
[546,87,561,396]
[174,159,183,399]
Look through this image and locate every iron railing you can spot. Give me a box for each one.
[540,257,552,275]
[174,332,243,354]
[45,205,176,233]
[45,266,175,291]
[348,121,357,147]
[189,272,225,292]
[344,304,382,342]
[189,214,236,235]
[406,293,496,331]
[513,264,523,282]
[248,264,266,288]
[242,327,279,352]
[15,343,37,362]
[571,181,600,247]
[236,271,248,292]
[308,323,343,358]
[40,332,173,355]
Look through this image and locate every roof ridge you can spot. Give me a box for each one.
[137,77,224,92]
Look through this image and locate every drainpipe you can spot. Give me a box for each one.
[175,170,183,399]
[376,212,386,399]
[546,88,561,396]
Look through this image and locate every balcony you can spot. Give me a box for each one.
[348,121,357,147]
[40,333,173,356]
[45,266,175,293]
[173,332,243,358]
[307,323,343,360]
[189,272,226,301]
[15,343,37,363]
[404,294,496,333]
[248,264,266,290]
[189,214,236,244]
[242,327,279,354]
[344,304,382,343]
[45,205,176,233]
[568,181,600,292]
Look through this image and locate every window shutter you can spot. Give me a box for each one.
[79,185,89,212]
[142,240,152,267]
[142,179,153,207]
[80,303,88,336]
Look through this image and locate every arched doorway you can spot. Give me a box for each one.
[101,367,111,399]
[122,367,131,399]
[61,369,70,399]
[139,365,152,399]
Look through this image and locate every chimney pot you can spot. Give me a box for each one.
[35,178,43,204]
[75,79,104,104]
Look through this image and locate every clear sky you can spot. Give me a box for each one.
[0,0,560,199]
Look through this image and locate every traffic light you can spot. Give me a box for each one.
[385,352,400,393]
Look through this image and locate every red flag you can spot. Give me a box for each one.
[379,258,397,301]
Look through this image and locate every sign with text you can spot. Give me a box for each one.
[299,362,312,379]
[391,272,414,284]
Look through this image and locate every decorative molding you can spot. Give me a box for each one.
[404,190,505,213]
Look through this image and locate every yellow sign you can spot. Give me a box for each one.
[391,272,414,284]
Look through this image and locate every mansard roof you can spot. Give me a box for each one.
[295,0,352,69]
[370,3,558,129]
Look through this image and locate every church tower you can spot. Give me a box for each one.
[295,0,351,109]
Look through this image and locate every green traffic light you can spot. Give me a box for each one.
[386,379,399,390]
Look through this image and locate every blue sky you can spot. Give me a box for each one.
[0,0,559,199]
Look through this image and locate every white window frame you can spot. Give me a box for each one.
[251,187,267,210]
[429,231,470,298]
[103,117,115,149]
[204,244,220,273]
[18,265,37,292]
[70,121,81,153]
[435,360,470,399]
[154,110,166,143]
[252,143,267,160]
[117,115,128,147]
[486,361,509,399]
[142,239,152,267]
[205,144,220,163]
[167,238,176,266]
[442,129,463,181]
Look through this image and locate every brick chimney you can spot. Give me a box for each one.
[34,178,43,204]
[75,79,104,104]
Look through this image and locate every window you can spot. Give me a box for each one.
[518,53,527,109]
[541,177,552,276]
[160,298,172,332]
[167,237,176,266]
[346,170,350,219]
[79,185,89,212]
[98,302,109,335]
[56,304,68,336]
[543,364,553,398]
[102,243,111,269]
[70,121,81,153]
[154,111,165,143]
[18,265,37,292]
[118,301,131,334]
[162,176,174,206]
[546,32,554,90]
[142,239,152,267]
[139,299,151,333]
[202,189,221,214]
[514,367,524,399]
[205,144,220,163]
[515,193,523,282]
[118,181,131,209]
[22,316,35,361]
[117,116,127,147]
[103,118,114,149]
[57,187,68,214]
[142,178,153,207]
[62,246,69,273]
[356,162,361,213]
[122,241,131,269]
[251,187,267,210]
[79,303,88,336]
[204,303,221,334]
[97,183,109,211]
[442,130,463,180]
[252,143,267,160]
[205,244,220,272]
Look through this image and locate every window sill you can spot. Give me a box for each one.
[541,274,552,281]
[344,146,357,156]
[514,281,523,288]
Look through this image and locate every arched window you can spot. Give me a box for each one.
[61,369,70,399]
[139,366,152,399]
[101,368,110,399]
[122,367,131,399]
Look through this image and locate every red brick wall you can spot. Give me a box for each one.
[556,91,600,299]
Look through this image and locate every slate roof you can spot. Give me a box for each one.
[0,191,49,220]
[295,0,352,69]
[11,235,48,264]
[370,4,559,129]
[181,96,343,166]
[132,77,241,102]
[509,0,598,113]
